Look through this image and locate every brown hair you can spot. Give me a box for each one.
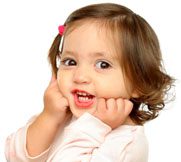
[48,3,175,125]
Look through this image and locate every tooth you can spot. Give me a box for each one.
[78,96,87,101]
[79,97,83,101]
[81,96,91,101]
[76,91,93,98]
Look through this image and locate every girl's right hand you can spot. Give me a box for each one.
[26,72,70,156]
[43,71,70,125]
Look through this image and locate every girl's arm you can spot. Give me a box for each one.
[49,98,145,162]
[27,72,70,156]
[50,112,148,162]
[5,72,71,161]
[48,112,112,161]
[26,111,68,157]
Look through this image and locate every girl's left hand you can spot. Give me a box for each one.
[93,98,133,129]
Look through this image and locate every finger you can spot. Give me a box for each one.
[50,70,57,84]
[123,99,133,116]
[96,98,107,115]
[59,97,69,111]
[116,98,125,113]
[106,98,117,112]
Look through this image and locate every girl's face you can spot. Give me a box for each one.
[57,22,134,118]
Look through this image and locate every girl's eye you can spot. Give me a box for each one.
[95,61,111,69]
[61,59,76,66]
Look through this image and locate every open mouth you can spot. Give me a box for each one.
[72,89,95,108]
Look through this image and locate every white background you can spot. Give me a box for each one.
[0,0,181,161]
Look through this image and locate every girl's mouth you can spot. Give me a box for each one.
[72,89,95,108]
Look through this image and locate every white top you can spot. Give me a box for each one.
[5,113,148,162]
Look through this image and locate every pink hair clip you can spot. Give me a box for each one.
[58,25,65,35]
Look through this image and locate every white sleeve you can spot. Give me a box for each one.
[51,113,134,162]
[5,116,50,162]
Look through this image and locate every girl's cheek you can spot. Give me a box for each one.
[57,74,67,94]
[95,83,130,99]
[95,85,117,99]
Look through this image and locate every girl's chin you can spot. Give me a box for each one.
[70,105,96,118]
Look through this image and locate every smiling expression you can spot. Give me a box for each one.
[57,21,135,118]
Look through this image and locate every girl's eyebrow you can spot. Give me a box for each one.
[63,50,110,58]
[63,50,75,55]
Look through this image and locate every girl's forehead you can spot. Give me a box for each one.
[65,19,116,39]
[63,20,122,59]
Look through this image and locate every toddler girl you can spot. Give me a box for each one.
[5,3,174,162]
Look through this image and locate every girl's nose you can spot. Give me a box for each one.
[73,66,91,84]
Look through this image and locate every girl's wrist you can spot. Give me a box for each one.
[40,110,63,127]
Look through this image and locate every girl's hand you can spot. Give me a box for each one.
[26,72,71,156]
[43,71,71,125]
[93,98,133,129]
